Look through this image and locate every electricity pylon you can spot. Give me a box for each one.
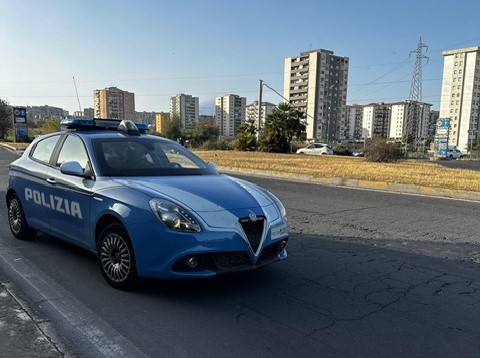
[405,37,428,152]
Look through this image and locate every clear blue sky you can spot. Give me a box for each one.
[1,0,480,115]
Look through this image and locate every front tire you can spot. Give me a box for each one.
[7,193,36,240]
[97,223,138,290]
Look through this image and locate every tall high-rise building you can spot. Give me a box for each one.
[215,94,246,137]
[93,87,135,121]
[439,46,480,150]
[170,93,199,129]
[245,101,276,129]
[284,48,349,142]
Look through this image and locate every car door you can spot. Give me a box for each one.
[17,134,62,232]
[45,134,94,249]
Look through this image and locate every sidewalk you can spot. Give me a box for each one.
[0,282,64,357]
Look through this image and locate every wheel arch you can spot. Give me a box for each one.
[95,214,125,247]
[6,188,17,203]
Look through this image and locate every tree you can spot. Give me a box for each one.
[161,115,183,141]
[185,118,219,147]
[260,102,306,153]
[40,117,61,133]
[0,99,12,139]
[235,117,257,151]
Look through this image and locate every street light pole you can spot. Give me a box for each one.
[257,80,263,140]
[326,85,335,145]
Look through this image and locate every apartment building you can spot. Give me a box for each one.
[389,101,431,141]
[93,87,135,121]
[245,101,276,129]
[155,112,171,133]
[84,108,94,118]
[362,103,391,139]
[215,94,246,137]
[346,104,364,140]
[170,93,199,129]
[26,105,68,123]
[439,46,480,150]
[284,48,349,142]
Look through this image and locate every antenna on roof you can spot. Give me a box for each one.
[73,76,82,113]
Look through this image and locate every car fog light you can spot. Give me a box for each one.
[186,256,198,269]
[280,240,287,250]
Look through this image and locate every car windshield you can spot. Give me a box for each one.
[92,137,215,176]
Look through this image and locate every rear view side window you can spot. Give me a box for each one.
[56,135,89,170]
[30,135,61,164]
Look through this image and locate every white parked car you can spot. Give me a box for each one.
[446,148,463,159]
[296,143,333,155]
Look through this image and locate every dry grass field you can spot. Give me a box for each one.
[196,151,480,192]
[4,143,29,150]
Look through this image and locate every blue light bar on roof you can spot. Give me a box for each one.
[61,118,95,129]
[60,117,149,133]
[135,123,149,131]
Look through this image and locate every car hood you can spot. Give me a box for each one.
[111,174,273,212]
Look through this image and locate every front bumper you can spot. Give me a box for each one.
[130,219,289,279]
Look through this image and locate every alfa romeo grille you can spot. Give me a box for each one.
[213,251,250,269]
[239,216,265,252]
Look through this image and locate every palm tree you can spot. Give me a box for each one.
[260,102,306,153]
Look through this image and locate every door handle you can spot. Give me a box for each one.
[46,178,57,185]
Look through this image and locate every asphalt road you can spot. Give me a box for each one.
[431,158,480,171]
[2,147,480,357]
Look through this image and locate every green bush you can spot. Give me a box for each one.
[364,137,403,162]
[235,132,257,151]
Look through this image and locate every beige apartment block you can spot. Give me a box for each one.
[93,87,135,121]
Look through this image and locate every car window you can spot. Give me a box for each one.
[56,135,89,170]
[93,137,214,176]
[30,135,61,164]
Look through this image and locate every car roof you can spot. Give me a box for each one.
[56,117,171,142]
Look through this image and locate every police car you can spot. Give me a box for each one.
[6,118,288,289]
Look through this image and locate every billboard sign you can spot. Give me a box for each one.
[12,107,28,142]
[434,118,450,158]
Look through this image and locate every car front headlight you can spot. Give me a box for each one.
[149,199,201,232]
[266,191,287,218]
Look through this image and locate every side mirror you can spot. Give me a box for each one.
[60,161,86,177]
[206,162,217,174]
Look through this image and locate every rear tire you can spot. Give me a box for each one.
[7,193,36,240]
[97,223,138,290]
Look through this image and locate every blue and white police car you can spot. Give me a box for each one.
[6,118,288,289]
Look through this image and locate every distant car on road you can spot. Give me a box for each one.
[352,149,364,157]
[446,148,464,159]
[6,118,289,289]
[296,143,333,156]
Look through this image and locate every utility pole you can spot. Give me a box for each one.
[257,80,263,140]
[326,85,335,145]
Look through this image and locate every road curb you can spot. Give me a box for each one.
[219,166,480,202]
